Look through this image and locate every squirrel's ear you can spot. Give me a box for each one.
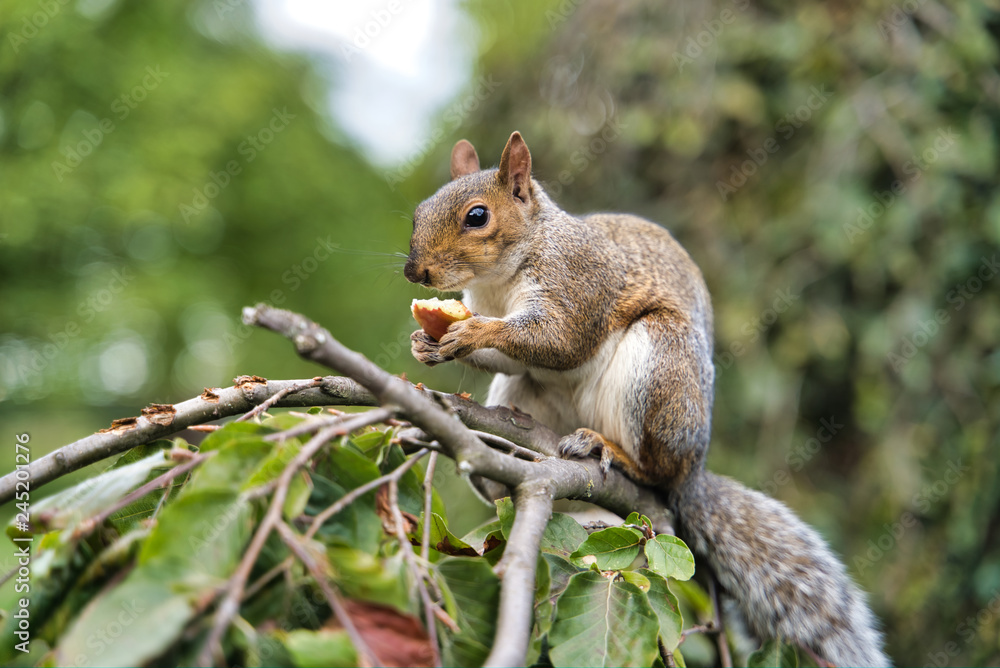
[498,131,532,203]
[450,140,480,180]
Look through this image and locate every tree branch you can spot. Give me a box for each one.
[0,376,375,505]
[486,479,555,667]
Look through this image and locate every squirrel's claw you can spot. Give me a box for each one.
[437,317,480,359]
[559,428,617,480]
[410,329,453,367]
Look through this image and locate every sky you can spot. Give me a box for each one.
[253,0,476,166]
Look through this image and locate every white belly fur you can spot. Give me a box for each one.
[487,323,652,463]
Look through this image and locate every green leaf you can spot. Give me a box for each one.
[350,427,390,456]
[188,433,275,492]
[540,513,590,558]
[495,497,514,539]
[669,579,713,619]
[496,497,587,558]
[420,512,476,558]
[306,474,381,554]
[535,553,552,605]
[17,450,171,534]
[54,572,193,668]
[644,534,695,581]
[748,639,799,668]
[437,557,501,667]
[197,420,274,452]
[461,519,505,554]
[320,443,382,496]
[570,526,644,571]
[326,547,408,611]
[543,553,584,599]
[619,569,650,590]
[283,470,313,521]
[548,571,661,667]
[639,568,683,652]
[282,628,358,667]
[246,437,303,490]
[139,490,253,581]
[382,444,437,517]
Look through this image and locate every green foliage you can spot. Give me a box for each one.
[1,414,708,667]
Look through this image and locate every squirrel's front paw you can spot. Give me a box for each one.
[437,316,489,360]
[410,330,452,367]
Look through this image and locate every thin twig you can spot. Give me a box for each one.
[237,378,325,422]
[304,448,429,540]
[421,451,440,661]
[275,521,380,666]
[262,414,349,442]
[421,452,438,564]
[471,430,547,461]
[244,556,294,601]
[388,478,443,667]
[72,451,213,539]
[710,576,733,668]
[681,622,716,639]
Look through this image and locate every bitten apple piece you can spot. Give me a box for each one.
[411,298,472,341]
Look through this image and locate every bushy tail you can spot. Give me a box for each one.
[671,470,890,667]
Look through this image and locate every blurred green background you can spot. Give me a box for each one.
[1,1,999,665]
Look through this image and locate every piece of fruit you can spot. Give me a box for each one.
[411,298,472,341]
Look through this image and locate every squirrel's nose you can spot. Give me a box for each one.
[404,259,431,286]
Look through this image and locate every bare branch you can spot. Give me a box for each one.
[0,376,375,505]
[485,479,555,668]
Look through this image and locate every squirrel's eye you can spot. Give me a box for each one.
[464,206,489,228]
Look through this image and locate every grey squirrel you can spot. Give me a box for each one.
[404,131,889,666]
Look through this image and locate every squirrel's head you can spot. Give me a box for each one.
[405,131,536,292]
